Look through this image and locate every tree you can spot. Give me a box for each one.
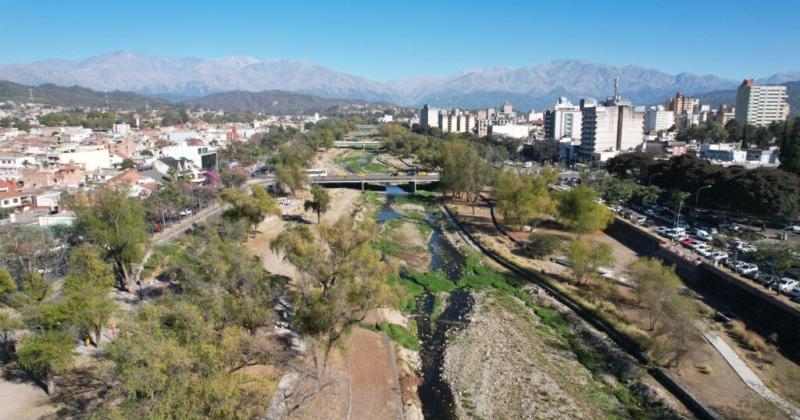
[220,168,248,188]
[61,246,117,345]
[725,119,741,143]
[557,185,614,235]
[275,162,307,196]
[627,257,682,331]
[660,295,700,367]
[595,174,636,205]
[635,185,662,206]
[120,158,136,170]
[494,169,554,229]
[304,185,331,223]
[220,185,281,235]
[779,117,800,175]
[440,140,487,203]
[566,239,614,286]
[16,330,75,395]
[64,186,148,291]
[752,241,799,278]
[270,217,397,362]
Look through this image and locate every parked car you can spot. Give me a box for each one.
[656,226,671,237]
[777,278,799,294]
[692,242,711,252]
[710,251,729,262]
[697,247,714,258]
[632,215,647,225]
[179,208,194,217]
[736,263,759,275]
[680,237,697,248]
[695,229,713,241]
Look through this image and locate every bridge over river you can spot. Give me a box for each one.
[254,173,439,191]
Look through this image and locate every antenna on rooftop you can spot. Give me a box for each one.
[105,93,109,109]
[613,74,620,100]
[28,88,33,102]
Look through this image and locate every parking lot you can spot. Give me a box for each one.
[613,202,800,306]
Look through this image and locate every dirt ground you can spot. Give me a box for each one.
[246,188,360,281]
[446,197,793,419]
[0,376,61,420]
[285,328,401,420]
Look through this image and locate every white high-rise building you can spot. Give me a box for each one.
[735,79,789,126]
[544,97,582,140]
[419,105,440,128]
[644,106,675,132]
[579,97,644,161]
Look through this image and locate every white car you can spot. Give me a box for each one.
[179,208,194,217]
[735,242,757,253]
[695,229,713,241]
[736,263,759,275]
[691,242,711,251]
[777,278,799,294]
[697,247,714,258]
[710,251,728,262]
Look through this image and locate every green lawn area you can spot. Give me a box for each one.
[334,150,390,174]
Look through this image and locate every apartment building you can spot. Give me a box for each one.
[735,79,789,126]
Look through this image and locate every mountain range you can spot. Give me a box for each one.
[0,51,798,110]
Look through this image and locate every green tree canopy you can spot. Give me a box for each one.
[557,185,614,234]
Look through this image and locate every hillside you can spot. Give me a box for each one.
[694,80,799,115]
[182,90,389,114]
[0,80,170,110]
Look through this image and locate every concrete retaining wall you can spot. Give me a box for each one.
[605,218,800,361]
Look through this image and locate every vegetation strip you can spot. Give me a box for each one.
[440,203,724,420]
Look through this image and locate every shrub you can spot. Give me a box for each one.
[727,320,768,352]
[525,233,565,258]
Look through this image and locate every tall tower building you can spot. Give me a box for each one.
[735,79,789,126]
[544,97,582,140]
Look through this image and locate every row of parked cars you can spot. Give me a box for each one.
[614,205,800,304]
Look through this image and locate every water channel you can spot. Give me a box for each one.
[377,186,474,420]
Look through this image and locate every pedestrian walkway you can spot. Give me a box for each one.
[704,331,800,420]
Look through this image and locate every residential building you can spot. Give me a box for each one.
[665,92,698,116]
[160,142,218,170]
[0,152,28,180]
[579,97,645,161]
[644,106,675,132]
[544,98,582,140]
[419,105,440,128]
[48,144,111,171]
[735,79,789,126]
[715,104,736,125]
[489,124,530,139]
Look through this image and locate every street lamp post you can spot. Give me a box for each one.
[648,172,663,186]
[695,185,712,208]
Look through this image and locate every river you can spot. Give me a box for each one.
[378,186,474,420]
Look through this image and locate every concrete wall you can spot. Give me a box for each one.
[605,218,800,361]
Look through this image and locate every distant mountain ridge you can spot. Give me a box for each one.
[0,80,171,109]
[0,80,388,114]
[0,52,797,110]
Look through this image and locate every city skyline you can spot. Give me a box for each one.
[1,0,798,81]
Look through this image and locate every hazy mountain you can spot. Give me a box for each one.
[0,80,170,109]
[694,80,800,116]
[0,52,796,109]
[182,90,389,114]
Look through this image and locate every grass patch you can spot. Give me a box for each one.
[394,193,435,208]
[378,322,420,351]
[387,274,424,312]
[403,210,433,237]
[374,239,403,257]
[407,270,456,293]
[334,150,389,174]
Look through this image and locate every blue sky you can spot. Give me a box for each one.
[1,0,798,81]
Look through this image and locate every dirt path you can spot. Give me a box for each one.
[345,328,402,420]
[0,378,60,420]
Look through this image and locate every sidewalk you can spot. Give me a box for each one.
[704,330,800,420]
